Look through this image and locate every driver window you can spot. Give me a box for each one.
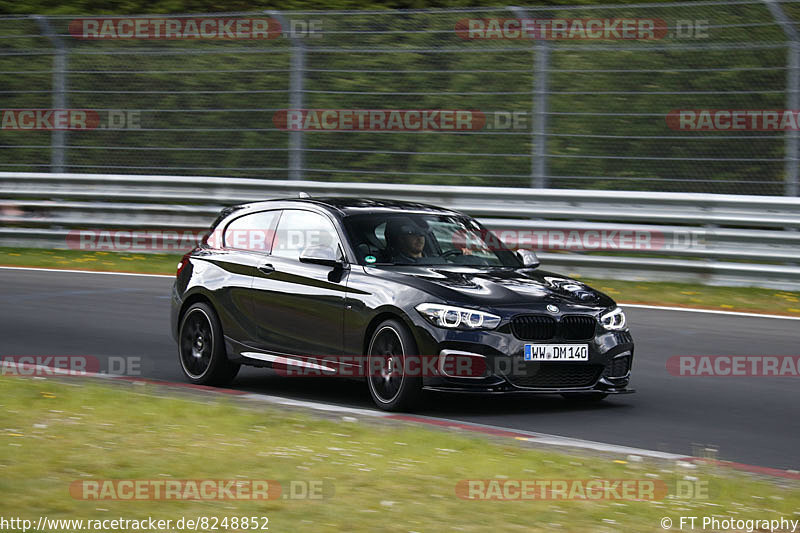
[272,210,341,261]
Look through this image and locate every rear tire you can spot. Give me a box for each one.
[366,319,423,411]
[178,302,240,386]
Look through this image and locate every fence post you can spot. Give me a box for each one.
[787,43,799,197]
[509,7,549,189]
[267,11,305,181]
[32,15,67,174]
[764,0,799,196]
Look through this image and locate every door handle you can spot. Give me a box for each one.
[257,264,275,275]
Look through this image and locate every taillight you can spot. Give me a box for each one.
[176,252,192,278]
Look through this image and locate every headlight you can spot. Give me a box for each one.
[415,303,501,330]
[600,307,627,331]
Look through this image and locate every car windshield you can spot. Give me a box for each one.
[343,212,521,267]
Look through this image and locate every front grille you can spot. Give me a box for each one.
[511,314,597,341]
[602,355,631,378]
[508,363,603,388]
[560,315,597,340]
[511,315,557,340]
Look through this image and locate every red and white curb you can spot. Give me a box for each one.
[3,361,799,481]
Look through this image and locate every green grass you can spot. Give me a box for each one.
[1,378,798,533]
[0,247,182,275]
[2,246,800,316]
[579,277,800,316]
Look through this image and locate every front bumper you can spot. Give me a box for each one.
[411,315,635,395]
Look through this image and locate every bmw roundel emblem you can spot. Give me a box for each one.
[546,304,559,313]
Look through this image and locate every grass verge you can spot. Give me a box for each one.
[1,378,798,533]
[0,247,181,275]
[580,277,800,316]
[1,247,799,316]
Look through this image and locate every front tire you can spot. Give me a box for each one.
[178,302,240,386]
[366,319,423,411]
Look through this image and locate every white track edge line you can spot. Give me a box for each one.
[240,392,386,418]
[4,265,799,321]
[389,414,687,460]
[3,266,798,320]
[0,265,173,278]
[620,303,800,321]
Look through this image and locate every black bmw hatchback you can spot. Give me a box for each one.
[171,197,634,411]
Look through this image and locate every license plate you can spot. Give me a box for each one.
[524,344,589,361]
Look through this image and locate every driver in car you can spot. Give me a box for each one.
[385,218,427,263]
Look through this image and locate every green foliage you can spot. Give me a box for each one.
[0,2,793,194]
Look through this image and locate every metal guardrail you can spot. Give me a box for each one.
[2,172,800,289]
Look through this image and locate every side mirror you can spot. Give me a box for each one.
[299,245,345,268]
[516,249,540,268]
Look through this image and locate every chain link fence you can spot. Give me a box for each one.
[1,1,800,195]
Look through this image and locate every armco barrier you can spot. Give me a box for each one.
[2,172,800,289]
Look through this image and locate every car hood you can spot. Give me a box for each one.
[364,265,616,311]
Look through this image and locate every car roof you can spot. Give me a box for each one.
[234,197,463,217]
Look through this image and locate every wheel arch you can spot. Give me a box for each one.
[177,290,217,334]
[362,307,419,356]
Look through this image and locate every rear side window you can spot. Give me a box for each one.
[222,210,280,253]
[272,209,341,261]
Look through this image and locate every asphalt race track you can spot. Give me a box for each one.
[1,268,797,470]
